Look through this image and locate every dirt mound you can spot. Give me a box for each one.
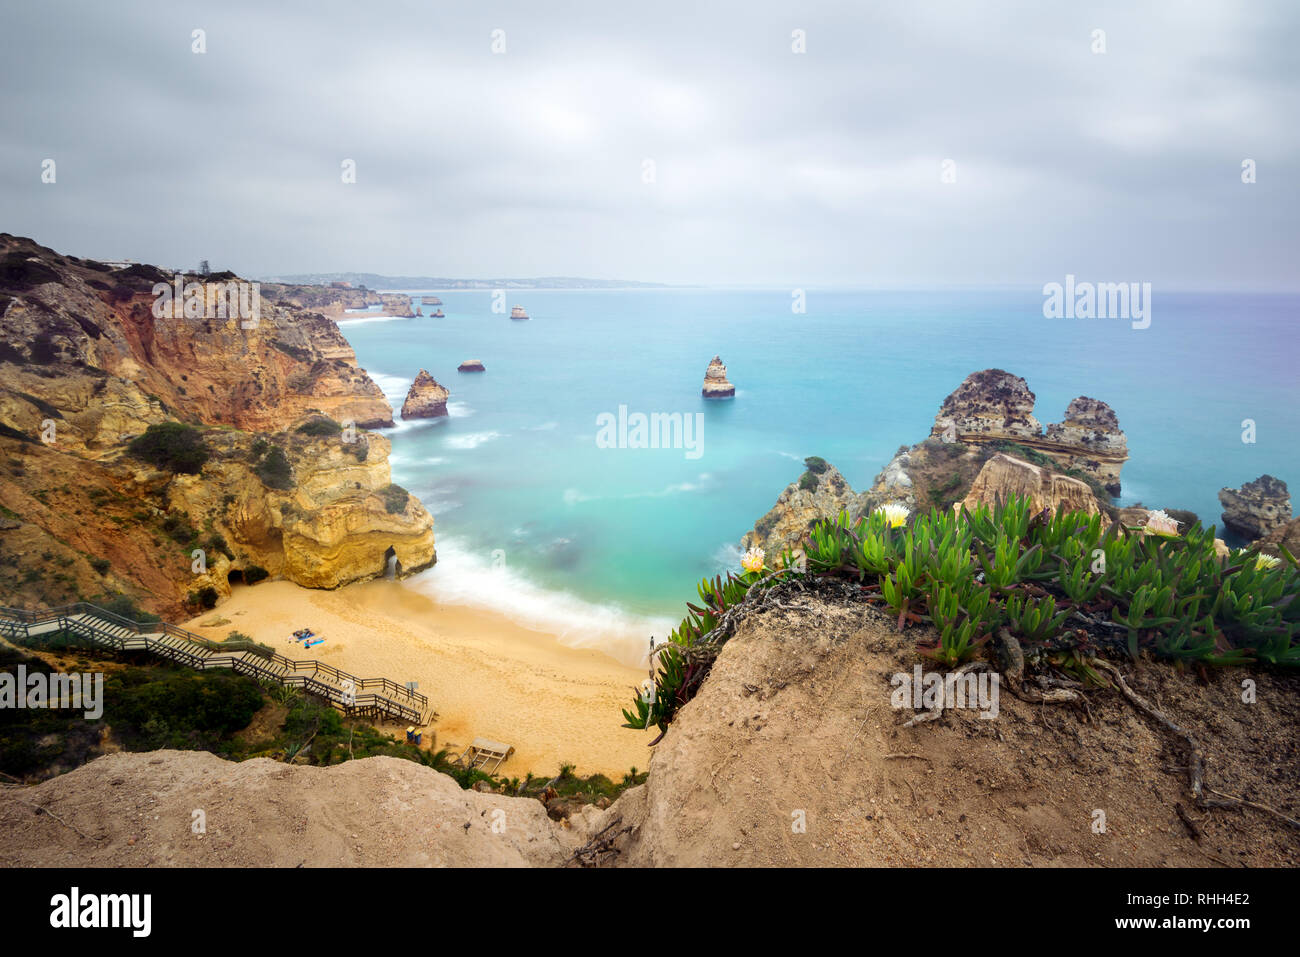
[0,750,577,867]
[4,595,1297,867]
[600,596,1300,867]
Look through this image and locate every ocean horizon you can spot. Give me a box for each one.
[342,286,1300,666]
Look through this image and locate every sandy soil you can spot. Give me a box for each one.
[0,751,578,867]
[182,579,652,779]
[606,592,1300,867]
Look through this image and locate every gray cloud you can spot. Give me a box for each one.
[2,0,1296,286]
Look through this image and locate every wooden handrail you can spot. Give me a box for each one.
[0,602,430,724]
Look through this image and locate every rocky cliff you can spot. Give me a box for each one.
[596,596,1300,866]
[961,453,1100,515]
[9,594,1296,867]
[931,370,1128,495]
[1219,474,1291,541]
[741,458,864,558]
[740,371,1128,558]
[702,355,735,398]
[261,282,415,320]
[0,234,435,617]
[400,369,450,419]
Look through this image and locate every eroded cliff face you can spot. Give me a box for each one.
[931,370,1128,495]
[592,597,1300,867]
[400,369,450,419]
[261,282,416,320]
[1219,475,1291,542]
[737,372,1128,561]
[961,453,1100,515]
[740,460,864,558]
[0,235,434,617]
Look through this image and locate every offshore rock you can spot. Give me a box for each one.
[1219,475,1291,541]
[930,369,1128,495]
[702,355,735,399]
[400,369,450,419]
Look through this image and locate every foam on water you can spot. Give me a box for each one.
[408,538,674,668]
[444,430,503,450]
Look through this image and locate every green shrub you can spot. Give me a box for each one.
[253,446,293,490]
[624,497,1300,737]
[244,565,269,585]
[128,422,210,475]
[189,586,218,609]
[162,513,197,544]
[91,593,161,623]
[381,484,410,514]
[0,253,60,291]
[107,669,263,750]
[804,456,828,474]
[295,416,342,437]
[798,472,818,492]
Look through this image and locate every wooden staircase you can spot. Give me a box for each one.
[0,603,432,727]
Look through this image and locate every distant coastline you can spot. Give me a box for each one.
[261,272,677,290]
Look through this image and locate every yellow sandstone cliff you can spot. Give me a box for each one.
[0,234,434,617]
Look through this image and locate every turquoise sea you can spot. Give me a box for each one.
[340,288,1299,666]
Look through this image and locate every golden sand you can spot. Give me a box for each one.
[183,579,654,778]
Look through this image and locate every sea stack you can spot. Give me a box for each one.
[702,355,735,398]
[400,369,450,419]
[510,304,529,321]
[929,369,1128,495]
[1219,475,1291,540]
[457,359,486,373]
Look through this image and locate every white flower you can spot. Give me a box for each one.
[1255,554,1281,571]
[1143,510,1180,536]
[874,503,910,529]
[741,547,765,574]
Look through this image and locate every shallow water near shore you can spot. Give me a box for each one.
[340,287,1300,656]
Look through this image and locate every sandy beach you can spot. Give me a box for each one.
[183,579,654,779]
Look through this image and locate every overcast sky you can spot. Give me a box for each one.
[2,1,1297,287]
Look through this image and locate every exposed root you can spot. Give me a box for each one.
[902,660,990,727]
[565,817,633,868]
[1089,657,1300,831]
[9,798,99,842]
[999,628,1081,704]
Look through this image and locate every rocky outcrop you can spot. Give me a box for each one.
[457,359,485,373]
[1257,517,1300,559]
[0,750,577,867]
[400,369,449,419]
[961,453,1100,516]
[931,368,1042,443]
[7,598,1299,867]
[740,459,863,558]
[1219,475,1291,541]
[594,598,1300,866]
[1042,397,1129,495]
[380,293,416,318]
[167,427,436,595]
[931,370,1128,495]
[0,416,436,615]
[0,234,434,616]
[702,355,735,399]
